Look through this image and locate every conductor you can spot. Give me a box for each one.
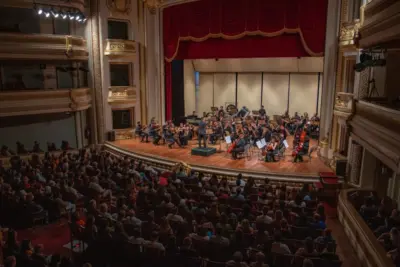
[198,117,207,148]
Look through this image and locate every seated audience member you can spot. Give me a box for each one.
[319,242,339,261]
[295,237,319,257]
[271,232,291,254]
[250,252,268,267]
[226,251,249,267]
[302,258,314,267]
[144,231,165,253]
[360,196,378,219]
[309,214,326,230]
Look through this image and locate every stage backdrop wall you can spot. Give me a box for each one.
[192,72,322,117]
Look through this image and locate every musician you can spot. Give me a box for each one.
[265,137,278,162]
[178,123,188,146]
[141,121,152,143]
[259,105,266,117]
[198,117,208,148]
[187,111,198,119]
[135,122,143,138]
[311,113,320,122]
[217,106,225,119]
[237,106,249,118]
[165,127,179,149]
[209,121,222,145]
[231,133,246,160]
[293,136,310,162]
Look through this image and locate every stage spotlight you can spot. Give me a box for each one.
[44,11,50,18]
[37,8,43,15]
[51,11,59,18]
[61,12,67,19]
[69,13,75,20]
[75,14,81,21]
[82,17,87,23]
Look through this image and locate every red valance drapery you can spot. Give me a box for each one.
[163,0,328,120]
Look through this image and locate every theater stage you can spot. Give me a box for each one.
[105,136,333,183]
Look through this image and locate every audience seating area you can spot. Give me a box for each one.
[348,190,400,266]
[0,148,342,267]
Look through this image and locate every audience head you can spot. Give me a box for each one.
[232,251,243,263]
[303,258,314,267]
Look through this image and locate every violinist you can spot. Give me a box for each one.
[311,112,320,122]
[165,126,180,149]
[231,133,246,160]
[141,121,152,143]
[178,123,188,146]
[265,137,278,162]
[135,122,143,138]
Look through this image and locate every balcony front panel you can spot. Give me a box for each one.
[104,39,136,59]
[0,88,91,117]
[350,100,400,171]
[108,86,136,105]
[1,0,85,13]
[359,0,400,48]
[334,92,354,119]
[0,33,88,61]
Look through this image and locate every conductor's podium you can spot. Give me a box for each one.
[191,147,217,157]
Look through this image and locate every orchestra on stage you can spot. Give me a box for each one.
[134,104,320,163]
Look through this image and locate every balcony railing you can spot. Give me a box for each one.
[0,33,88,61]
[0,88,91,117]
[334,92,354,114]
[104,39,136,59]
[108,86,136,105]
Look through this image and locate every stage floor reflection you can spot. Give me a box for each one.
[111,136,332,176]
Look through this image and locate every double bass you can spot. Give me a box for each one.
[227,139,237,153]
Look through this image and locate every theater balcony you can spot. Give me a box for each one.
[1,0,85,13]
[104,39,136,59]
[350,100,400,172]
[108,86,137,105]
[338,189,394,267]
[0,88,91,117]
[0,33,88,61]
[359,0,400,48]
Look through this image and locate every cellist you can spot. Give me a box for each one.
[230,133,246,160]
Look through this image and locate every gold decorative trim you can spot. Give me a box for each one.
[0,33,88,61]
[339,20,361,47]
[108,86,136,105]
[0,88,91,117]
[115,129,134,140]
[1,0,85,13]
[104,39,136,58]
[143,0,165,14]
[165,28,323,62]
[107,0,131,14]
[334,92,354,114]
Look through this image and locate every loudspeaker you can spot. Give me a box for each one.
[108,131,116,142]
[336,159,347,177]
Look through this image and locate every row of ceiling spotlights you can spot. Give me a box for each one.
[35,5,87,23]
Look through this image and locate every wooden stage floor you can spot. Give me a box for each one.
[111,136,332,177]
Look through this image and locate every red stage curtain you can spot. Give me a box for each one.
[163,0,328,120]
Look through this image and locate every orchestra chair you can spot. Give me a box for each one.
[305,146,319,162]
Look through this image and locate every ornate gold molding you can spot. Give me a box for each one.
[0,88,91,117]
[339,20,361,47]
[334,92,354,114]
[107,0,131,15]
[143,0,165,14]
[108,86,136,105]
[1,0,85,13]
[104,39,136,59]
[0,33,88,61]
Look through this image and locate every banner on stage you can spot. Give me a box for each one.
[283,140,289,148]
[225,136,232,144]
[256,141,265,149]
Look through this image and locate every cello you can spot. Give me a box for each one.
[227,139,237,153]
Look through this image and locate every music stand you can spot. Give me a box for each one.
[256,140,266,160]
[224,136,232,157]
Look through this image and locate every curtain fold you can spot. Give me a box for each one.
[163,0,328,120]
[163,0,328,62]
